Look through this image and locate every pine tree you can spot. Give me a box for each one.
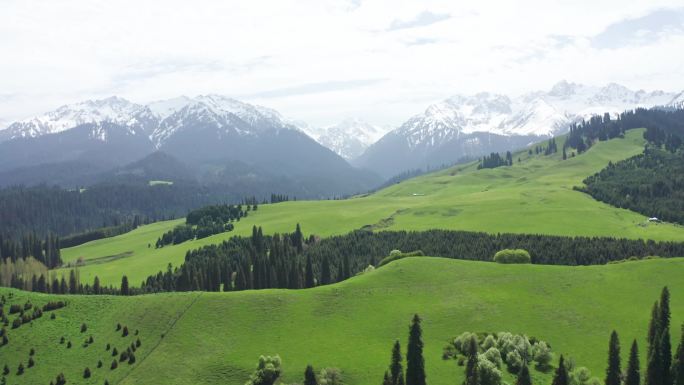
[464,336,479,385]
[606,331,621,385]
[321,256,331,285]
[304,365,318,385]
[83,367,91,378]
[305,254,314,288]
[647,301,662,385]
[93,276,101,294]
[406,314,426,385]
[552,355,568,385]
[625,340,640,385]
[674,323,684,385]
[120,275,129,296]
[660,287,672,385]
[390,340,403,385]
[516,361,532,385]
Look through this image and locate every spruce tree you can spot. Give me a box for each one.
[606,331,621,385]
[305,254,314,288]
[321,256,331,285]
[390,340,403,385]
[674,323,684,385]
[552,355,569,385]
[304,365,318,385]
[406,314,426,385]
[647,300,662,385]
[120,276,129,296]
[660,287,672,385]
[625,340,640,385]
[516,361,532,385]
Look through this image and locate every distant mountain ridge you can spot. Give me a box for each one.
[354,81,683,177]
[0,96,381,198]
[301,118,389,160]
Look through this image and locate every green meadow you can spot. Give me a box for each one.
[59,129,684,287]
[1,257,682,385]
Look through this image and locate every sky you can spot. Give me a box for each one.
[1,0,684,128]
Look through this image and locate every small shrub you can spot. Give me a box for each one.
[111,360,118,370]
[28,356,35,368]
[84,367,91,378]
[112,347,118,356]
[493,249,531,264]
[116,323,121,331]
[378,250,425,267]
[135,338,141,347]
[122,326,129,337]
[81,323,87,333]
[119,351,129,362]
[11,318,22,329]
[3,364,9,375]
[9,304,21,314]
[55,372,67,385]
[29,348,35,356]
[2,334,8,345]
[17,363,24,375]
[97,360,103,368]
[50,313,56,320]
[88,336,94,343]
[128,352,136,364]
[60,336,65,344]
[67,341,72,348]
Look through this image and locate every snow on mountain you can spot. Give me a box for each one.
[0,95,295,148]
[392,81,681,150]
[0,96,148,142]
[312,118,388,160]
[667,91,684,109]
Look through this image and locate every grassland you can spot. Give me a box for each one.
[2,257,683,385]
[58,129,684,286]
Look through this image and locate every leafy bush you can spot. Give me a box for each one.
[378,250,425,267]
[493,249,531,264]
[245,355,282,385]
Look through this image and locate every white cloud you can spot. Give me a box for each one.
[1,0,683,128]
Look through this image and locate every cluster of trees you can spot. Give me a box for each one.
[136,227,684,294]
[0,233,61,268]
[0,184,179,239]
[565,108,684,154]
[382,315,426,385]
[155,204,251,247]
[577,148,684,225]
[243,355,343,385]
[602,287,683,385]
[478,152,513,170]
[59,218,143,249]
[444,332,554,377]
[270,194,292,204]
[545,138,559,155]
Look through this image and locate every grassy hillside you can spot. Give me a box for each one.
[1,257,682,385]
[60,129,684,286]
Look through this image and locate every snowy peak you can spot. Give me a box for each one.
[1,96,147,141]
[390,81,681,150]
[310,118,388,160]
[0,95,294,147]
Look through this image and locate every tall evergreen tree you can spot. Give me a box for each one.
[120,275,129,296]
[625,340,640,385]
[390,340,404,385]
[660,287,672,385]
[406,314,426,385]
[606,331,621,385]
[516,361,532,385]
[321,256,331,285]
[552,355,569,385]
[383,371,393,385]
[304,365,318,385]
[305,254,314,288]
[674,323,684,385]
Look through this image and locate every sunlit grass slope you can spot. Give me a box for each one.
[61,129,684,286]
[2,257,683,385]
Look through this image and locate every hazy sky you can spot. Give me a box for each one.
[1,0,684,127]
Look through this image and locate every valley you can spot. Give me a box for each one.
[59,129,684,286]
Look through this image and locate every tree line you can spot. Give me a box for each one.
[577,148,684,225]
[133,227,684,294]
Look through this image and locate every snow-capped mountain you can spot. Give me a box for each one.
[0,96,149,143]
[0,96,381,195]
[0,95,296,147]
[355,81,683,177]
[306,118,388,160]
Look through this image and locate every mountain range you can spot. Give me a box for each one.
[353,81,684,177]
[0,95,380,198]
[1,81,682,186]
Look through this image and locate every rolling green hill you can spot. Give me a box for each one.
[59,129,684,287]
[1,257,682,385]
